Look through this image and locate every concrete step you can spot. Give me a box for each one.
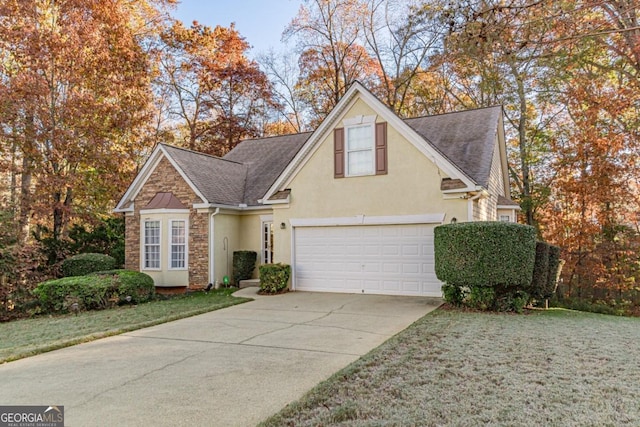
[238,278,260,289]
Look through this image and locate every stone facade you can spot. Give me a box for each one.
[123,157,209,289]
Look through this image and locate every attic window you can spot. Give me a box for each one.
[335,119,387,178]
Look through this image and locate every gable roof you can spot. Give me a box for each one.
[115,82,509,213]
[404,106,502,189]
[263,81,504,202]
[114,134,310,212]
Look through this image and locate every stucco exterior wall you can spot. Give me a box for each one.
[272,97,468,265]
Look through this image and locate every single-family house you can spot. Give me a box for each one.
[114,82,519,297]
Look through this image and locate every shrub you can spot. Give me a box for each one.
[467,286,495,310]
[34,270,154,313]
[259,263,291,294]
[442,284,465,306]
[434,221,537,288]
[530,241,550,300]
[89,270,155,304]
[232,251,257,285]
[61,253,117,277]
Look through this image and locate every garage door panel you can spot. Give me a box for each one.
[294,224,442,297]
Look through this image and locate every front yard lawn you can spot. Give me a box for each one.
[0,288,250,364]
[261,307,640,426]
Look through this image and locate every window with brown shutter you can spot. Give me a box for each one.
[335,121,388,178]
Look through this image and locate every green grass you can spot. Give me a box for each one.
[0,288,250,364]
[260,307,640,426]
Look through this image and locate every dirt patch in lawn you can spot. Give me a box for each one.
[261,308,640,426]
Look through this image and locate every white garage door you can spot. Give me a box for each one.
[293,224,442,296]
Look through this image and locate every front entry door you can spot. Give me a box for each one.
[262,221,274,264]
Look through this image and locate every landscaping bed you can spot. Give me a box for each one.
[261,307,640,426]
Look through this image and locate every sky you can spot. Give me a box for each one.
[171,0,303,57]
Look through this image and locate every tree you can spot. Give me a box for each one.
[284,0,383,122]
[158,21,277,155]
[0,0,169,244]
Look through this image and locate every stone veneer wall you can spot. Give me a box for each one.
[124,156,209,289]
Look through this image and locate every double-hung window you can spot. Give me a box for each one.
[170,220,187,269]
[346,124,375,176]
[143,220,161,269]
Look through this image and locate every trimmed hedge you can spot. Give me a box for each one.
[259,263,291,294]
[61,253,117,277]
[33,270,154,313]
[434,222,537,288]
[233,250,257,285]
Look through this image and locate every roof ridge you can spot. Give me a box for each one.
[403,105,503,121]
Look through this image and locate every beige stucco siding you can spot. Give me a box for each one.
[209,210,269,284]
[272,97,468,264]
[212,213,241,284]
[238,211,271,278]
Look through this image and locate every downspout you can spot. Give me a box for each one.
[209,208,220,285]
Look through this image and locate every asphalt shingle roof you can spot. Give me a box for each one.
[161,145,247,206]
[404,106,502,188]
[159,106,501,206]
[159,132,310,206]
[223,132,311,205]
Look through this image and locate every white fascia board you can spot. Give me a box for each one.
[113,205,134,213]
[192,202,271,212]
[114,145,164,211]
[290,214,445,228]
[261,196,290,205]
[498,204,522,211]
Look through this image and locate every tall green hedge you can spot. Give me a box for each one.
[434,222,537,288]
[232,251,257,285]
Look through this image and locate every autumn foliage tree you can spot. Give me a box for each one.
[0,0,169,246]
[158,21,276,156]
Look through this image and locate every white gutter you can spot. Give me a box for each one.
[209,208,220,285]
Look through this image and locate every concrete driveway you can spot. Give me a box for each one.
[0,289,441,426]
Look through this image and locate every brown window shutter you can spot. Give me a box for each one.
[375,122,387,175]
[334,128,345,178]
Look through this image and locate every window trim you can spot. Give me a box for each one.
[142,220,161,271]
[168,219,188,271]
